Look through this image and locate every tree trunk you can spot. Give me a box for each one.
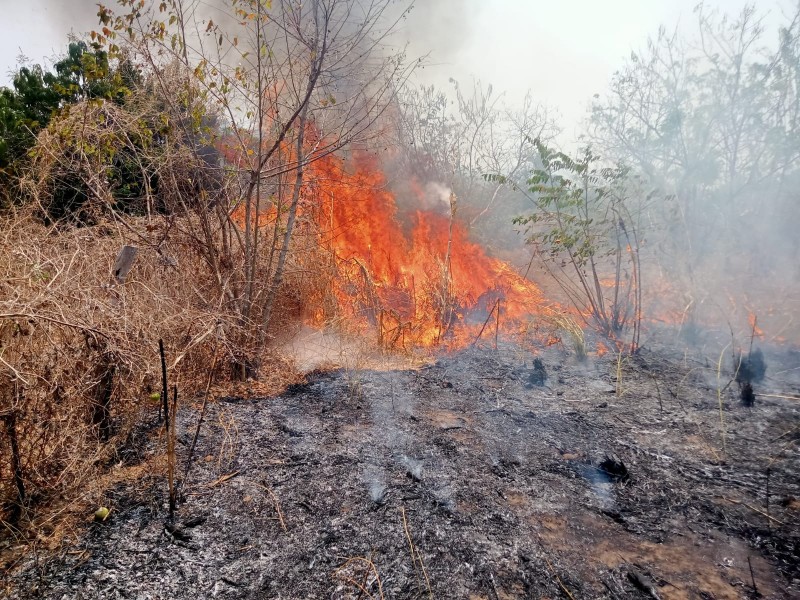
[259,100,311,349]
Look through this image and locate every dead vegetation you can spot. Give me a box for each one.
[0,206,308,561]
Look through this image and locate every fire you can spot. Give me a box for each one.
[299,152,549,349]
[747,310,764,339]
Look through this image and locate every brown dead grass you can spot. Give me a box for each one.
[0,208,303,563]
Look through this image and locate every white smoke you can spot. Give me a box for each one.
[421,181,453,213]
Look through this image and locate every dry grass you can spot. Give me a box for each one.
[0,212,207,527]
[0,207,303,560]
[531,309,587,360]
[331,555,385,600]
[400,506,433,599]
[615,349,631,397]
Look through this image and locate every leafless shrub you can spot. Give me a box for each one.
[0,205,301,546]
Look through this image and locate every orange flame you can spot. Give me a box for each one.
[301,152,548,349]
[747,310,765,339]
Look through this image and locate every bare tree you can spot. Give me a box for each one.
[591,3,800,265]
[390,80,558,338]
[98,0,414,370]
[395,80,558,241]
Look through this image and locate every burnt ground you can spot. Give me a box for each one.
[4,339,800,599]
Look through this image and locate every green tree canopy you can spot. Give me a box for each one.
[0,41,135,197]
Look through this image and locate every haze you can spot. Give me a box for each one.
[0,0,788,143]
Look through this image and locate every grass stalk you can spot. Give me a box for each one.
[400,506,433,599]
[716,343,730,455]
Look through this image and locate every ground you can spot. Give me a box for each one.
[4,334,800,599]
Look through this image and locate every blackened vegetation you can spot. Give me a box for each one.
[598,455,630,483]
[737,348,767,384]
[4,344,800,599]
[0,410,25,523]
[736,348,767,406]
[741,382,756,406]
[91,361,116,442]
[516,357,547,388]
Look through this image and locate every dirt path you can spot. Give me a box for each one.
[6,343,799,599]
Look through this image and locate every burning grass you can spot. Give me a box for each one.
[0,145,574,556]
[0,151,565,569]
[298,152,558,350]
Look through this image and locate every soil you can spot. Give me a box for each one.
[3,337,800,599]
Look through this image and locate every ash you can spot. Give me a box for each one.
[6,343,800,599]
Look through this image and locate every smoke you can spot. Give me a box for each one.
[40,0,99,29]
[419,181,453,213]
[0,0,99,80]
[385,0,474,65]
[6,0,798,350]
[281,327,364,372]
[587,2,800,348]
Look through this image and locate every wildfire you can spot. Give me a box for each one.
[222,138,799,351]
[299,152,548,349]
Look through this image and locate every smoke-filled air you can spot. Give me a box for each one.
[1,1,799,598]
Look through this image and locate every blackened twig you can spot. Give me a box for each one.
[472,299,501,346]
[1,408,25,519]
[747,556,759,596]
[183,345,220,485]
[168,384,178,515]
[495,299,501,350]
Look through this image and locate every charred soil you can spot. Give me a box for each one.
[4,341,800,599]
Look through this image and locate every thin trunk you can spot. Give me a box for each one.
[159,339,169,430]
[438,192,457,342]
[253,1,266,277]
[259,100,311,346]
[258,0,327,351]
[92,360,115,441]
[2,403,25,521]
[265,154,284,285]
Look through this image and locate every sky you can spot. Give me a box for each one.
[0,0,791,141]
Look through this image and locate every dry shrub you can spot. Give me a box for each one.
[0,207,279,541]
[0,87,378,558]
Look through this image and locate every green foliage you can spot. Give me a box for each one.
[514,140,626,269]
[0,41,137,205]
[0,38,218,223]
[514,140,642,348]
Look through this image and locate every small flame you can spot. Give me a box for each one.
[747,310,764,338]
